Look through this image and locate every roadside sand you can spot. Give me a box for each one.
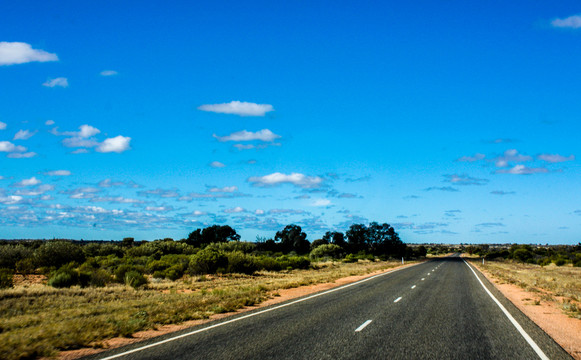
[470,261,581,360]
[58,262,416,359]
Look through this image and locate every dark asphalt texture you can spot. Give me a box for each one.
[85,255,572,360]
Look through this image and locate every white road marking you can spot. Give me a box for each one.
[411,285,416,289]
[427,273,431,276]
[421,278,425,281]
[462,260,549,360]
[355,320,372,332]
[96,262,421,360]
[394,297,402,303]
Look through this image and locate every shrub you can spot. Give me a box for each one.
[554,258,567,266]
[165,266,184,281]
[0,244,33,269]
[115,265,135,283]
[310,244,344,260]
[275,255,310,270]
[48,267,79,288]
[343,254,358,263]
[188,248,228,274]
[538,258,551,267]
[35,241,85,269]
[124,270,147,289]
[90,269,112,287]
[227,251,258,275]
[0,268,13,289]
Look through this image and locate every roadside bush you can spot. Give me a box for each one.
[165,266,184,280]
[206,241,256,254]
[275,255,310,270]
[89,269,112,287]
[48,266,79,288]
[0,268,13,289]
[0,244,33,269]
[188,248,228,274]
[538,258,551,267]
[227,251,258,274]
[35,241,85,269]
[310,244,344,260]
[115,265,136,283]
[554,258,567,266]
[124,270,147,289]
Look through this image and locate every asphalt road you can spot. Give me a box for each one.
[86,255,572,360]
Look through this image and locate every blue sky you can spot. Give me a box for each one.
[1,1,580,244]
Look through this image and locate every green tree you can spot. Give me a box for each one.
[185,225,240,247]
[322,231,346,248]
[275,224,310,254]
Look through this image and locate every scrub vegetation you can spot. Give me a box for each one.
[0,222,425,359]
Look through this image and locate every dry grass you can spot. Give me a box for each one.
[0,260,406,360]
[472,259,581,319]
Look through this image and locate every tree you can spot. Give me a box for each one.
[346,224,368,253]
[322,231,346,248]
[275,224,310,254]
[185,225,240,247]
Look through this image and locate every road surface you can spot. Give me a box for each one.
[85,255,571,360]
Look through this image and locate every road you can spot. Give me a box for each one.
[86,255,572,360]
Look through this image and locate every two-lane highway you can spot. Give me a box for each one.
[86,256,572,360]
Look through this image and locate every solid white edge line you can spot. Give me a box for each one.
[462,259,549,360]
[394,296,402,303]
[355,320,373,332]
[98,262,422,360]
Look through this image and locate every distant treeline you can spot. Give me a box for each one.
[0,222,428,290]
[463,243,581,267]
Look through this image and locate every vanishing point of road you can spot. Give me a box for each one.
[85,255,572,360]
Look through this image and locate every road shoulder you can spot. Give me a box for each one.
[468,259,581,360]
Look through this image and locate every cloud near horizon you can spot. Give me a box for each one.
[248,172,323,189]
[551,14,581,29]
[213,129,281,142]
[0,42,58,65]
[198,101,274,116]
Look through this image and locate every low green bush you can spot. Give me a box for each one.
[227,251,258,275]
[48,266,79,288]
[124,270,147,289]
[0,268,13,289]
[310,244,344,260]
[188,248,228,274]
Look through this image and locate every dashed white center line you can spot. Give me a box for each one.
[427,273,431,276]
[411,285,416,289]
[394,297,402,303]
[355,320,372,332]
[421,278,425,281]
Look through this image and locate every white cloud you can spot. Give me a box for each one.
[0,42,58,66]
[78,124,100,138]
[7,152,36,158]
[45,120,55,126]
[248,172,323,188]
[210,161,226,168]
[457,153,485,162]
[43,77,69,88]
[255,209,265,215]
[100,70,118,76]
[13,129,36,140]
[0,121,6,130]
[551,15,581,29]
[190,210,207,217]
[537,154,575,163]
[14,177,41,187]
[0,141,26,153]
[496,165,549,175]
[15,184,54,196]
[312,199,331,207]
[198,101,274,116]
[46,170,71,176]
[224,206,245,213]
[208,186,238,193]
[96,136,131,153]
[62,137,99,148]
[493,149,532,167]
[0,195,24,205]
[213,129,281,142]
[444,174,489,186]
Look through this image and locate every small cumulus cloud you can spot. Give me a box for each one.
[13,177,41,187]
[100,70,118,76]
[456,153,485,162]
[13,130,36,140]
[537,154,575,163]
[0,42,58,66]
[198,101,274,117]
[493,149,532,167]
[0,141,34,158]
[0,121,6,130]
[43,77,68,88]
[15,184,54,196]
[46,170,71,176]
[490,190,515,196]
[7,151,36,158]
[209,161,226,168]
[96,135,131,153]
[475,222,505,227]
[424,186,459,192]
[213,129,281,142]
[208,186,238,193]
[495,165,549,175]
[248,172,323,189]
[45,120,55,126]
[551,14,581,29]
[311,199,331,207]
[224,206,245,213]
[138,188,180,198]
[444,174,489,186]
